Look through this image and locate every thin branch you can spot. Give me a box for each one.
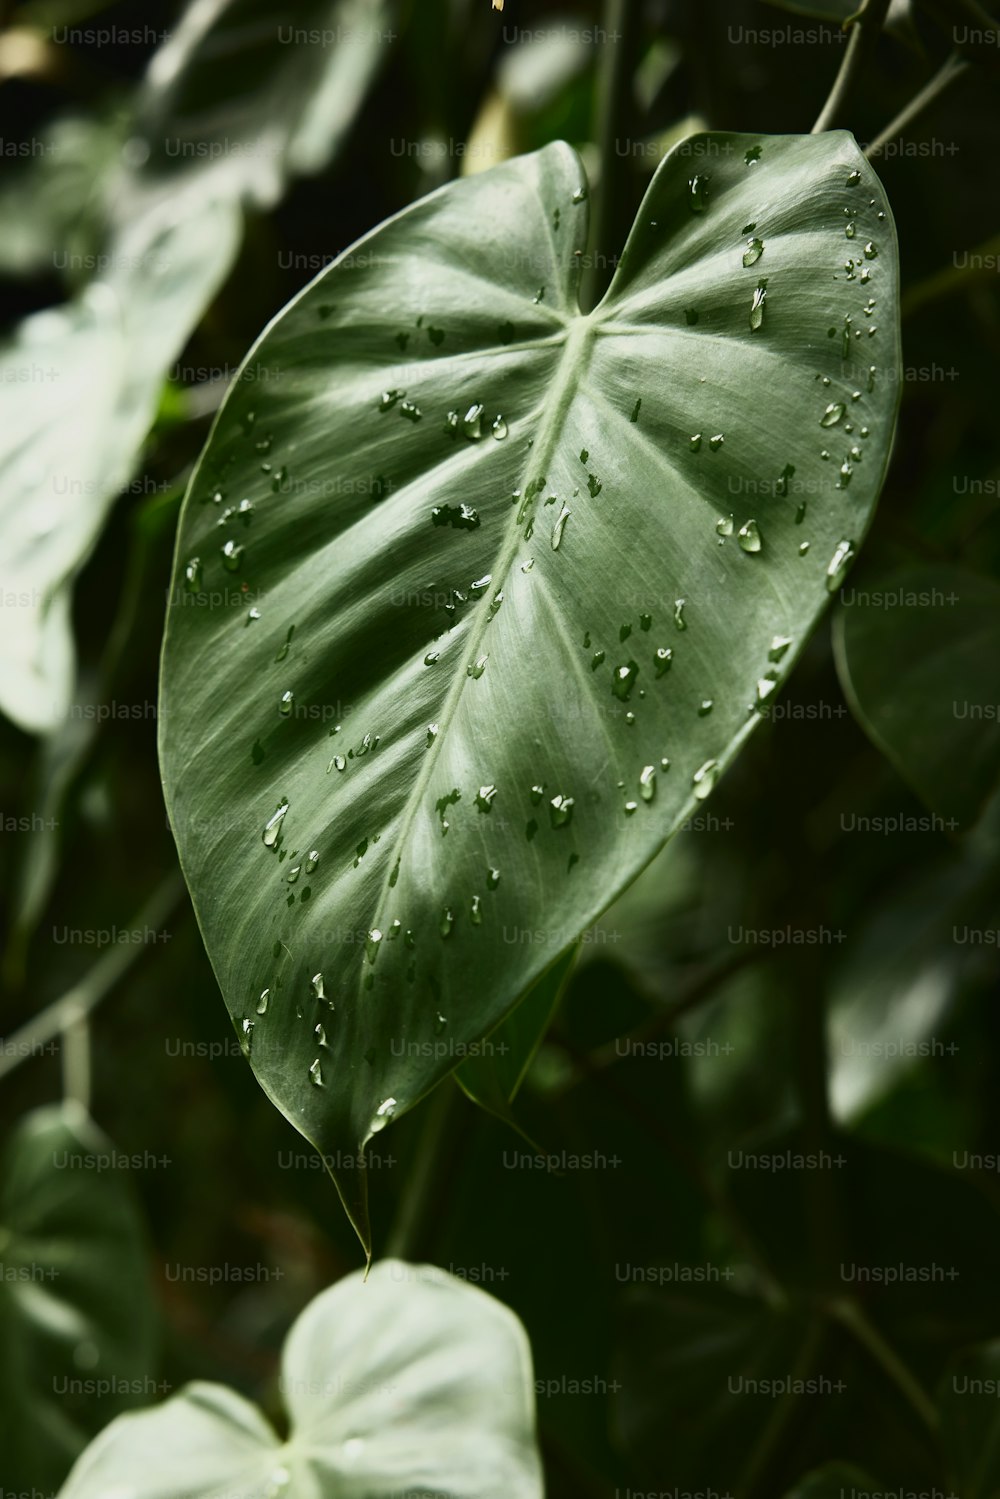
[831,1298,940,1434]
[813,0,893,135]
[0,873,185,1083]
[866,51,970,158]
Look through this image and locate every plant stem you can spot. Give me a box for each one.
[812,0,892,134]
[831,1298,939,1434]
[385,1081,467,1260]
[61,1007,91,1112]
[866,51,970,158]
[583,0,640,311]
[0,873,184,1082]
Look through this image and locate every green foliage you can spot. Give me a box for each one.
[57,1261,542,1499]
[158,130,900,1243]
[0,1104,156,1492]
[1,0,999,1494]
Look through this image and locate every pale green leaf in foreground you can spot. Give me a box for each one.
[58,1261,542,1499]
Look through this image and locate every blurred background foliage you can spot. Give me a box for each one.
[1,0,1000,1494]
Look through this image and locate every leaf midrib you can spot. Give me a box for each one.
[356,311,596,1015]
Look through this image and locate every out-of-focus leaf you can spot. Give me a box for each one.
[784,1464,881,1497]
[119,0,396,216]
[58,1261,543,1499]
[939,1340,1000,1499]
[0,198,239,733]
[834,564,1000,829]
[612,1282,814,1490]
[0,1103,157,1495]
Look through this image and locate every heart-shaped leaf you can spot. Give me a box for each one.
[58,1261,542,1499]
[159,132,900,1247]
[0,1103,157,1494]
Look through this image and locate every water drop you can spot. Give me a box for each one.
[709,434,724,452]
[424,651,440,666]
[309,1058,324,1087]
[640,765,656,802]
[379,389,403,411]
[366,929,382,964]
[221,540,244,572]
[314,1023,327,1047]
[820,402,846,428]
[864,241,878,259]
[716,514,734,538]
[688,173,711,212]
[475,785,497,812]
[184,557,201,589]
[552,505,571,550]
[738,519,762,553]
[256,989,270,1015]
[241,1018,254,1055]
[286,865,300,884]
[756,677,778,704]
[698,699,714,716]
[612,660,639,701]
[487,867,500,890]
[690,433,702,452]
[470,895,482,925]
[331,754,346,772]
[692,760,719,799]
[674,599,687,631]
[371,1098,396,1131]
[463,403,484,440]
[467,655,489,679]
[262,800,289,848]
[749,282,767,332]
[587,474,602,497]
[845,221,856,240]
[826,538,855,591]
[440,907,454,938]
[311,973,326,1001]
[549,794,574,828]
[278,690,294,717]
[742,237,764,267]
[624,801,638,816]
[492,414,508,440]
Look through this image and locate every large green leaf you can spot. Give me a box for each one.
[159,132,900,1245]
[0,1103,157,1494]
[58,1260,542,1499]
[834,563,1000,829]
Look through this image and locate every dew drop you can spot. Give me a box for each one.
[262,800,289,848]
[820,402,846,428]
[256,989,270,1015]
[549,794,575,828]
[366,929,383,964]
[674,599,687,631]
[551,505,571,550]
[278,690,294,717]
[440,907,454,938]
[749,281,767,331]
[737,519,762,553]
[470,895,482,925]
[690,433,702,452]
[654,647,672,677]
[221,539,244,572]
[184,557,201,589]
[491,414,508,440]
[826,538,856,591]
[692,760,719,799]
[612,660,639,701]
[309,1058,324,1087]
[742,237,764,267]
[716,514,734,537]
[487,867,501,890]
[463,403,484,440]
[640,765,656,802]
